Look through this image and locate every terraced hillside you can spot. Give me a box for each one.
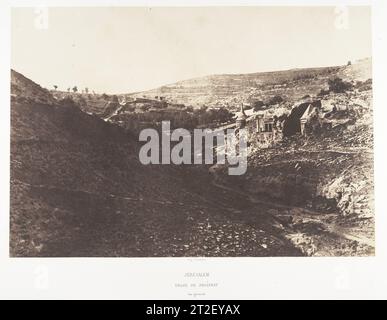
[130,58,371,109]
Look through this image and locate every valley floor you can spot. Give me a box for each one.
[10,127,374,257]
[10,100,300,257]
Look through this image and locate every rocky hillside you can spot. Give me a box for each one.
[10,64,374,257]
[337,58,372,82]
[10,70,301,257]
[129,58,372,109]
[216,87,374,256]
[11,70,57,105]
[51,90,114,116]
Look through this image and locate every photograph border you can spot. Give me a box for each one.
[1,0,386,300]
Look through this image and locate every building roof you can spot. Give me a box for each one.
[300,104,313,120]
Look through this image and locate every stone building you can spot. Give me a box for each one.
[253,113,283,148]
[298,102,329,136]
[283,100,322,137]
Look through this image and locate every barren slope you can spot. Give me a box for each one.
[130,58,371,109]
[10,70,300,257]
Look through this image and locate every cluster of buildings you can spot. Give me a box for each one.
[234,98,335,148]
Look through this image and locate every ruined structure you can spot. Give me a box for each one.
[253,113,284,148]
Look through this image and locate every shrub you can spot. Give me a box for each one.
[139,104,151,112]
[159,101,168,109]
[267,95,283,105]
[355,79,372,92]
[59,96,78,108]
[328,77,353,93]
[318,89,330,97]
[253,100,264,111]
[111,95,119,103]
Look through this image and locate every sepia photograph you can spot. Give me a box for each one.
[9,5,374,258]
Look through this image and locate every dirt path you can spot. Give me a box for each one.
[296,148,372,155]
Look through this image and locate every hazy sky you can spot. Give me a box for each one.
[12,6,372,94]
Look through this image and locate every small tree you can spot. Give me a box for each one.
[111,95,119,103]
[72,86,78,93]
[328,77,353,93]
[267,95,283,106]
[253,100,264,111]
[67,87,70,92]
[185,106,194,112]
[85,87,89,94]
[53,85,58,91]
[216,108,233,123]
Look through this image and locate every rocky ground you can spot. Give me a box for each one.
[10,71,301,257]
[10,68,374,257]
[214,89,374,256]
